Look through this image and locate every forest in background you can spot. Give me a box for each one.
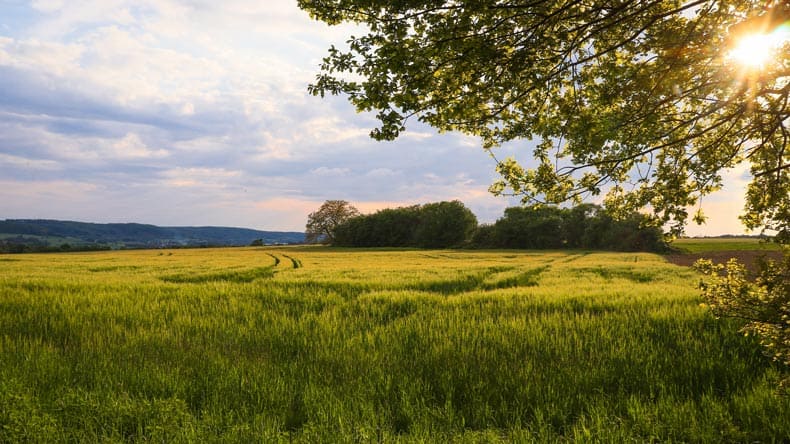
[331,201,667,252]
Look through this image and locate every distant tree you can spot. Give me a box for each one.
[333,201,477,248]
[563,204,601,249]
[250,239,264,247]
[333,215,371,247]
[492,206,565,249]
[594,212,669,252]
[473,204,666,251]
[372,206,422,246]
[413,200,478,248]
[305,200,360,244]
[335,206,393,247]
[334,206,421,247]
[470,223,497,249]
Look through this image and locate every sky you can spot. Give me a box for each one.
[0,0,750,235]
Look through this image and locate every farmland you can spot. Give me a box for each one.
[1,247,788,442]
[672,236,783,253]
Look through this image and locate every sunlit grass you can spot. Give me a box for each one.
[0,247,787,442]
[673,237,782,253]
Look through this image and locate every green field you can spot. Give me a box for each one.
[672,236,783,253]
[1,247,788,442]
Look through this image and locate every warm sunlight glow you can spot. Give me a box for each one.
[730,34,775,67]
[729,24,790,69]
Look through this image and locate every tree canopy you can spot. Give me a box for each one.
[305,200,361,244]
[299,0,789,238]
[329,200,664,251]
[471,203,667,251]
[333,200,478,248]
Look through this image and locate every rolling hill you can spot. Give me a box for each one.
[0,219,304,251]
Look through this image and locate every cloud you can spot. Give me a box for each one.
[110,133,169,159]
[160,167,242,188]
[0,153,61,171]
[366,168,398,178]
[311,166,352,176]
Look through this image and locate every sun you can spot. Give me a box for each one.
[728,25,790,69]
[729,33,776,68]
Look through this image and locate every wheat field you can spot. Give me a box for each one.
[0,247,787,442]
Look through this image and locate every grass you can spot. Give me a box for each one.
[0,247,788,442]
[672,236,782,253]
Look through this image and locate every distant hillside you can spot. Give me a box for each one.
[0,219,304,252]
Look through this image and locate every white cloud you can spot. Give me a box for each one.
[30,0,65,14]
[180,102,195,116]
[298,116,371,145]
[0,153,61,171]
[110,133,168,159]
[366,168,398,178]
[0,37,83,73]
[160,167,241,188]
[311,166,351,176]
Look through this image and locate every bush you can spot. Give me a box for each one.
[697,251,790,391]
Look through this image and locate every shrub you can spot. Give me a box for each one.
[697,251,790,391]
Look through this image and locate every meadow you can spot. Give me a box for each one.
[0,247,788,442]
[672,236,783,253]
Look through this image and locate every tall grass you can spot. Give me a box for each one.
[0,247,787,442]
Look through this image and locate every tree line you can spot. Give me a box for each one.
[308,200,667,252]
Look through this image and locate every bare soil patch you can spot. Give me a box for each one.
[665,250,785,275]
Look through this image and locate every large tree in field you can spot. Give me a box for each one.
[299,0,788,238]
[299,1,790,385]
[305,200,361,244]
